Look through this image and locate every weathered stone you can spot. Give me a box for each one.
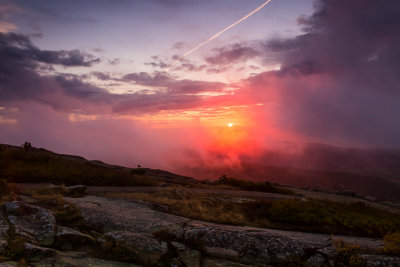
[168,221,389,266]
[65,185,87,197]
[65,196,188,234]
[171,221,331,264]
[171,242,201,267]
[23,243,56,260]
[0,212,9,254]
[5,201,56,246]
[306,254,326,267]
[360,254,400,267]
[104,231,168,265]
[55,226,94,251]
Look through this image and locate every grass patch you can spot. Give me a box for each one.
[0,145,158,186]
[217,175,294,195]
[334,239,364,266]
[244,199,400,238]
[0,179,17,203]
[103,188,400,238]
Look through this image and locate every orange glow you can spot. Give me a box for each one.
[227,122,234,127]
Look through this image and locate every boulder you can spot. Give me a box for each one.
[104,231,168,265]
[0,212,9,254]
[4,201,56,246]
[55,226,95,251]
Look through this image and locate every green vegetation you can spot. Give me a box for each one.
[0,144,158,186]
[245,199,400,238]
[217,175,294,195]
[334,239,364,266]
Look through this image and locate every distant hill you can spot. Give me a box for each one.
[0,144,197,186]
[2,143,400,201]
[177,143,400,201]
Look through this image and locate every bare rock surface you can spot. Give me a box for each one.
[168,221,386,265]
[104,231,168,265]
[65,195,188,234]
[5,201,56,246]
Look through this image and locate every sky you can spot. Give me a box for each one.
[1,0,400,176]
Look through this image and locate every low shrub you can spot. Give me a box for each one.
[334,239,364,266]
[217,175,294,195]
[384,232,400,255]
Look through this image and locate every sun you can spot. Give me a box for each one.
[227,123,234,127]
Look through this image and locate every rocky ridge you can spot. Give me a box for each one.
[0,194,399,266]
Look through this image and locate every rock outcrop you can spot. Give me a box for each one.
[5,201,56,246]
[104,231,168,265]
[164,220,385,266]
[65,195,188,234]
[1,195,399,266]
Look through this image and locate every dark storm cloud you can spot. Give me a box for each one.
[0,32,227,114]
[0,32,100,67]
[266,0,400,89]
[246,0,400,147]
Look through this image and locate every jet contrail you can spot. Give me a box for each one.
[168,0,273,69]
